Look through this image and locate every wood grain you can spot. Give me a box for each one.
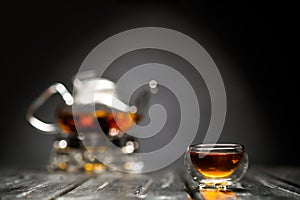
[0,166,299,200]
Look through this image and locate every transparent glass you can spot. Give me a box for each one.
[27,70,154,173]
[184,144,248,190]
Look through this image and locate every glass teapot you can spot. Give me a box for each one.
[26,70,155,173]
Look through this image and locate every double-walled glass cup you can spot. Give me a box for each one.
[184,144,248,190]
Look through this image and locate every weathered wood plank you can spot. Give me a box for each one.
[184,166,300,200]
[146,170,191,199]
[244,166,300,200]
[0,170,88,200]
[263,166,300,188]
[58,170,191,200]
[1,166,300,200]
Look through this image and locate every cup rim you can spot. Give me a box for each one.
[189,143,244,152]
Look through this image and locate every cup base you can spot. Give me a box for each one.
[199,178,232,191]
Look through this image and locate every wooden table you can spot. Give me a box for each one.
[0,165,299,200]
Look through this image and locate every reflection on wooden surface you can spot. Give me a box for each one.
[201,189,237,200]
[1,166,300,199]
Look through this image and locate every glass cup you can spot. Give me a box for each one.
[184,143,248,190]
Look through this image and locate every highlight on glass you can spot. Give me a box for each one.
[184,143,249,190]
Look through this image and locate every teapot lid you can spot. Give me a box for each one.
[72,71,130,112]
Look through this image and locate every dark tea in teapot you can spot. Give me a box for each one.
[56,106,141,136]
[56,105,141,149]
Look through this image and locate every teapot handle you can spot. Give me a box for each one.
[26,83,73,134]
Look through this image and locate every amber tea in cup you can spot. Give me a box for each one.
[185,144,248,190]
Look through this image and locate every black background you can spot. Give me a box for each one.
[1,1,298,168]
